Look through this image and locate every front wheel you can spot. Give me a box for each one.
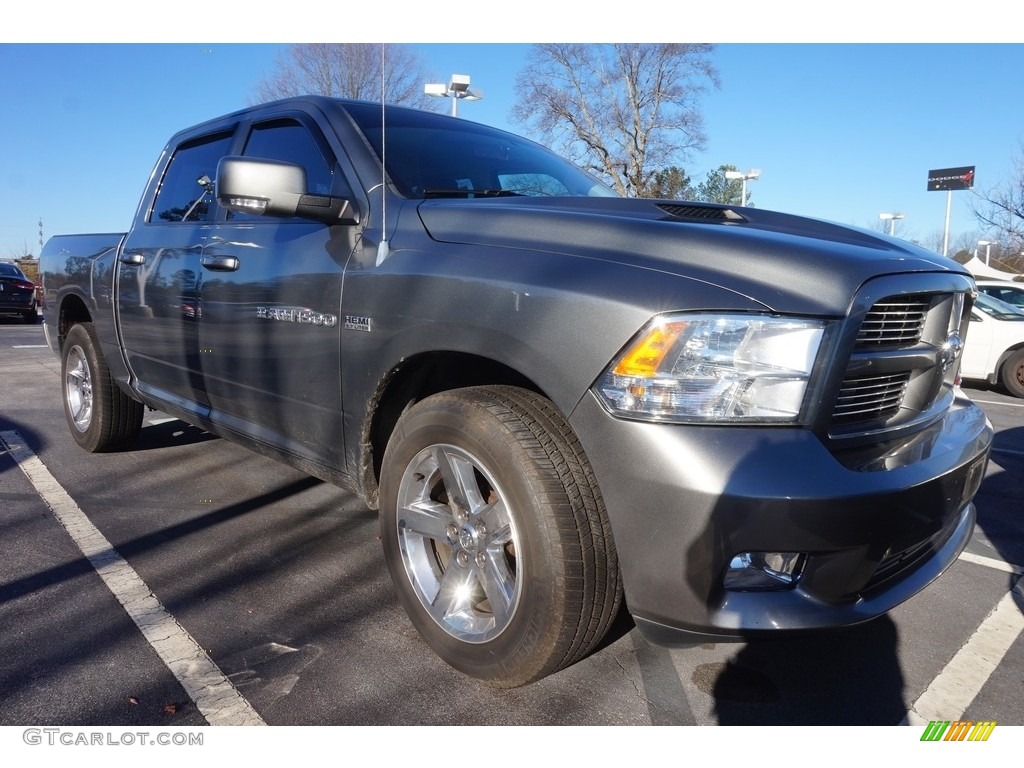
[62,322,144,452]
[379,386,621,687]
[1000,349,1024,398]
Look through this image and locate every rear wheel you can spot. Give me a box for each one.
[1000,349,1024,398]
[62,322,143,452]
[379,386,621,687]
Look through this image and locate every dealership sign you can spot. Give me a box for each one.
[928,166,975,191]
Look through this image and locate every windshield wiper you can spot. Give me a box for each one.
[423,188,523,199]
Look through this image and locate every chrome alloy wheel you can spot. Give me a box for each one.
[64,344,94,432]
[395,444,522,644]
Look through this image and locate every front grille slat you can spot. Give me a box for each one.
[863,538,935,593]
[854,295,931,348]
[832,373,909,424]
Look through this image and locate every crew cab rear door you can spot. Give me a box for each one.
[117,131,234,419]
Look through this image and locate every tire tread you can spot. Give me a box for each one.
[1000,349,1024,398]
[479,386,622,673]
[63,323,143,452]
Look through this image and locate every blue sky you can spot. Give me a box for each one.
[2,8,1022,259]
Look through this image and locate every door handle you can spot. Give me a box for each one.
[201,255,240,272]
[119,253,146,266]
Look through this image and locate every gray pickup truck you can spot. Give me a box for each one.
[41,96,992,687]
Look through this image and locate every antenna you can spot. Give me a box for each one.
[375,42,390,267]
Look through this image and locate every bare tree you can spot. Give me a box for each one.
[252,44,437,109]
[873,215,908,239]
[951,232,986,262]
[6,244,33,260]
[970,141,1024,252]
[512,44,718,198]
[918,229,980,260]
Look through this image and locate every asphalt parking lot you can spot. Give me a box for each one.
[1,318,1021,731]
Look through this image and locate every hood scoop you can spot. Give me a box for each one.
[657,203,747,223]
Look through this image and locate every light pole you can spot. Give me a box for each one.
[879,212,904,236]
[724,169,760,207]
[977,240,995,266]
[424,74,483,117]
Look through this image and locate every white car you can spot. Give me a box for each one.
[960,291,1024,397]
[976,279,1024,310]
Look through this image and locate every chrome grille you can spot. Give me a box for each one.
[827,280,973,439]
[832,373,909,424]
[855,295,930,349]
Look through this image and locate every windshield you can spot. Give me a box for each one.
[978,283,1024,308]
[974,292,1024,320]
[0,263,27,279]
[344,102,616,200]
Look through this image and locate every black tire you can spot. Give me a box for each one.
[23,305,37,324]
[1000,349,1024,398]
[61,322,144,452]
[379,386,622,687]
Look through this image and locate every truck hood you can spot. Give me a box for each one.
[416,196,967,315]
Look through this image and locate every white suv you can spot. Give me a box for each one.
[960,291,1024,397]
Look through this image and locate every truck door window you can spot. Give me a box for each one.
[149,132,234,223]
[227,119,337,222]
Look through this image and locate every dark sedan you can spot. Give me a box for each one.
[0,261,39,323]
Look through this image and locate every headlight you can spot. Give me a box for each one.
[595,313,826,423]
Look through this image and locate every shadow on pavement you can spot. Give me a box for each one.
[131,417,220,451]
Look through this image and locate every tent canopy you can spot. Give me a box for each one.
[961,255,1021,281]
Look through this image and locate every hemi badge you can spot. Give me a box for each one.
[344,315,372,332]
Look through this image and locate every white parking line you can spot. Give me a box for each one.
[960,551,1024,577]
[11,344,48,348]
[905,579,1024,724]
[991,446,1024,458]
[0,430,265,726]
[969,397,1024,408]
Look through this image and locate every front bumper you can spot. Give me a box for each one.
[570,390,992,641]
